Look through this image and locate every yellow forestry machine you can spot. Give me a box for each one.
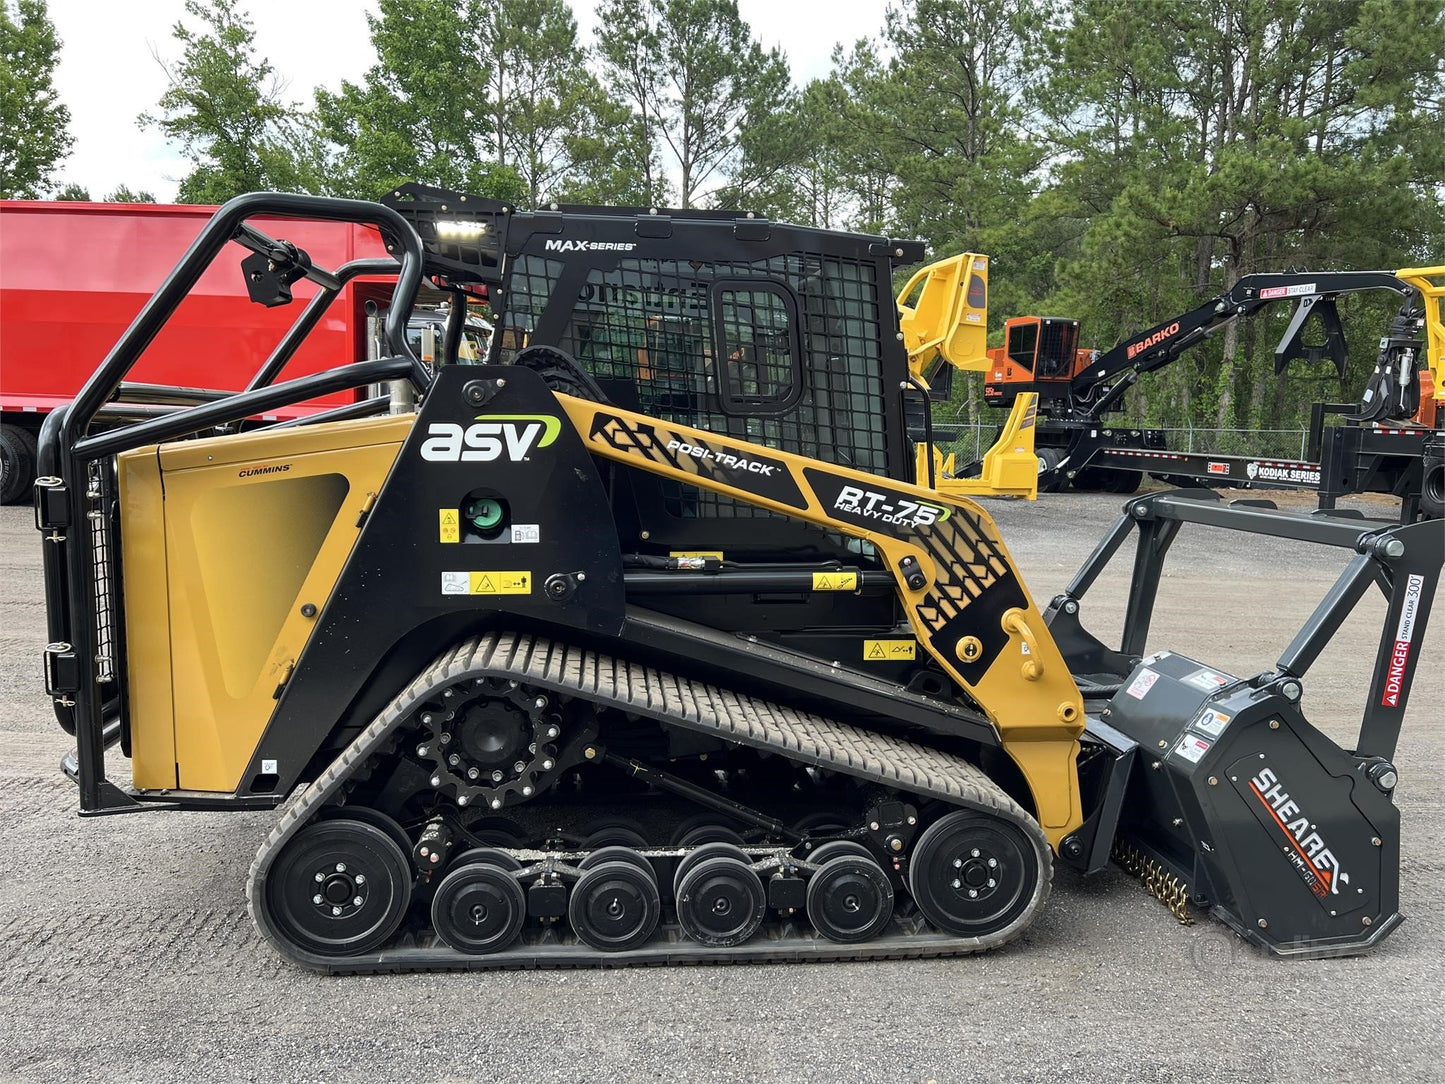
[35,187,1439,970]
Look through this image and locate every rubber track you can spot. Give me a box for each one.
[247,632,1052,973]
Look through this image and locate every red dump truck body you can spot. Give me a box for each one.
[0,200,392,499]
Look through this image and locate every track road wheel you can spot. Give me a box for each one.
[671,818,746,847]
[464,816,528,847]
[807,840,873,865]
[676,856,766,948]
[265,818,412,958]
[451,846,522,872]
[317,805,412,856]
[794,812,850,855]
[569,861,662,951]
[672,841,751,897]
[582,817,649,849]
[908,810,1039,937]
[807,855,894,944]
[431,858,527,954]
[579,845,653,876]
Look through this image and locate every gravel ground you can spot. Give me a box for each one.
[0,490,1440,1084]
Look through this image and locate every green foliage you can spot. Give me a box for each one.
[597,0,789,208]
[473,0,642,207]
[1034,0,1445,429]
[105,185,157,203]
[0,0,71,199]
[110,0,1437,435]
[141,0,319,203]
[315,0,525,204]
[52,181,87,200]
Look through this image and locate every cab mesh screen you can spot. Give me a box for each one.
[496,253,889,520]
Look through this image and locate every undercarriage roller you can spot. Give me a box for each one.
[907,810,1039,937]
[431,850,527,954]
[568,860,662,951]
[672,841,752,897]
[807,854,894,943]
[581,817,650,849]
[578,845,652,876]
[807,840,874,865]
[265,817,413,957]
[673,822,747,847]
[794,812,851,854]
[451,846,522,871]
[463,816,528,847]
[675,856,767,948]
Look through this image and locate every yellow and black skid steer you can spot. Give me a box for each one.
[34,189,1440,971]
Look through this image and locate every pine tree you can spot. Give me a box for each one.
[141,0,319,203]
[315,0,524,203]
[597,0,790,208]
[0,0,72,198]
[472,0,640,207]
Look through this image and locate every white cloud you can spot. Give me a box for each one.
[46,0,890,202]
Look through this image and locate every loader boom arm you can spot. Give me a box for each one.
[1073,270,1410,404]
[556,393,1086,843]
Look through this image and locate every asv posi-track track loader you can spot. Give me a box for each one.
[35,189,1440,971]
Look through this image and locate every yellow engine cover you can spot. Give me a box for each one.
[117,415,409,792]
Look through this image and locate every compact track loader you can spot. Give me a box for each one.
[36,191,1440,971]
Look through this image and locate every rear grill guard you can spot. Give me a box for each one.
[87,462,116,686]
[32,192,429,814]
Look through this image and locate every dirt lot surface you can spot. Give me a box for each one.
[0,490,1440,1083]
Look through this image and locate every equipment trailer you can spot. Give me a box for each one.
[36,190,1440,970]
[971,268,1444,517]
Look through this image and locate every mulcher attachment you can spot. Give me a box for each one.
[1103,652,1400,955]
[1050,490,1438,957]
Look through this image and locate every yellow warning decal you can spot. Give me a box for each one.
[471,571,532,595]
[812,571,859,591]
[863,639,916,661]
[439,508,460,544]
[670,550,723,560]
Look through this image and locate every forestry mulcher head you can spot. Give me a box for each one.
[1046,492,1438,956]
[32,190,1440,972]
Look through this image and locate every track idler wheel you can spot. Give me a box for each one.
[676,856,766,948]
[569,859,662,952]
[265,817,413,957]
[907,810,1039,937]
[807,854,894,944]
[431,852,527,954]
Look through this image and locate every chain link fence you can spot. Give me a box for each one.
[932,417,1313,463]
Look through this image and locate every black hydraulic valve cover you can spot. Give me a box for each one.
[1105,651,1400,957]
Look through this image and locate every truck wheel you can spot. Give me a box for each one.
[1104,469,1142,495]
[1070,467,1111,492]
[0,424,38,504]
[1037,447,1067,493]
[1421,455,1444,519]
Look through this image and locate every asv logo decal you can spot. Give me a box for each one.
[420,415,561,462]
